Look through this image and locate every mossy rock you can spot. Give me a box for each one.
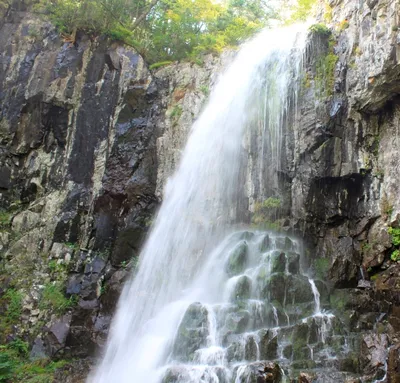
[172,302,209,361]
[271,251,286,273]
[225,310,250,334]
[255,264,270,292]
[259,234,271,252]
[226,241,248,277]
[329,289,350,313]
[292,345,311,361]
[230,275,252,303]
[292,322,309,344]
[286,252,300,274]
[262,272,286,304]
[283,343,293,359]
[338,352,360,373]
[244,335,259,361]
[259,330,278,360]
[286,275,314,304]
[285,302,314,324]
[226,338,245,362]
[240,231,255,241]
[314,258,331,279]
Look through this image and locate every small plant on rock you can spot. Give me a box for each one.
[391,249,400,262]
[388,226,400,262]
[309,23,331,36]
[39,283,77,314]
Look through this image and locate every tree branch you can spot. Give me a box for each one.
[131,0,159,31]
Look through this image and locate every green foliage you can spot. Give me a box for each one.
[199,85,210,96]
[287,0,317,22]
[0,201,24,231]
[261,197,281,209]
[391,249,400,262]
[314,258,330,279]
[149,61,173,70]
[388,226,400,262]
[39,283,77,314]
[252,197,282,230]
[36,0,275,64]
[361,242,371,252]
[65,242,79,251]
[315,39,338,98]
[0,211,11,229]
[309,23,331,36]
[381,197,392,217]
[170,105,183,120]
[0,342,69,383]
[388,226,400,246]
[4,289,23,322]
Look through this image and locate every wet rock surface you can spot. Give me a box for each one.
[1,0,400,381]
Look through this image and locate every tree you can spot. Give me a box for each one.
[35,0,275,63]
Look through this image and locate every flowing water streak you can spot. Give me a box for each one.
[90,25,308,383]
[309,278,321,314]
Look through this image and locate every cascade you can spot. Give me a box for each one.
[90,25,360,383]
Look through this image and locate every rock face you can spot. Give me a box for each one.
[1,0,400,381]
[0,0,219,370]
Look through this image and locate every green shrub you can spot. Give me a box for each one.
[309,23,331,36]
[39,283,77,314]
[4,289,23,322]
[391,249,400,262]
[36,0,275,64]
[388,226,400,246]
[315,48,338,98]
[261,197,281,209]
[199,85,210,96]
[170,105,183,120]
[0,341,70,382]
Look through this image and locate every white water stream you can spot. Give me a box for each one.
[90,26,308,383]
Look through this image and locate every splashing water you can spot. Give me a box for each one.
[90,25,308,383]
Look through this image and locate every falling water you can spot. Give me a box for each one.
[88,25,344,383]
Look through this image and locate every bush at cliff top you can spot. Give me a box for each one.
[35,0,276,63]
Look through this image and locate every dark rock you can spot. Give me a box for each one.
[173,303,210,361]
[260,234,271,252]
[271,252,286,273]
[45,314,72,356]
[388,343,400,383]
[231,275,252,303]
[360,333,388,378]
[245,335,259,361]
[287,252,300,274]
[259,330,278,360]
[263,272,286,304]
[84,256,106,275]
[226,241,249,277]
[30,337,48,360]
[105,50,121,70]
[225,310,250,334]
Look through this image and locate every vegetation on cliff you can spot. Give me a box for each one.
[32,0,320,64]
[35,0,275,63]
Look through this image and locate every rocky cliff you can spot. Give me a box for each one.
[1,0,400,381]
[0,1,220,378]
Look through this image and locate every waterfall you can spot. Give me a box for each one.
[90,26,309,383]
